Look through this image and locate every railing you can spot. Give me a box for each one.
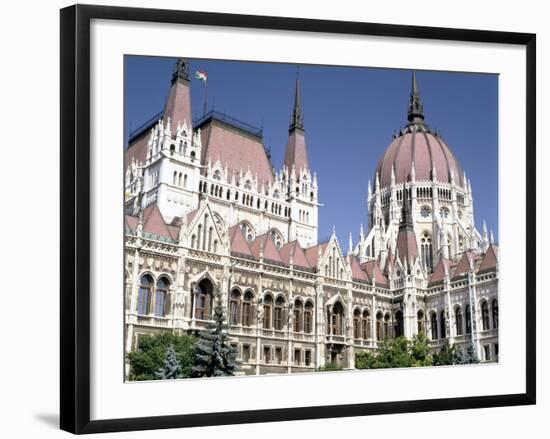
[326,334,346,344]
[194,110,263,138]
[261,329,287,339]
[291,332,316,342]
[136,315,171,328]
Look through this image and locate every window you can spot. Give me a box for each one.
[440,310,446,339]
[417,310,425,335]
[420,205,431,218]
[263,295,273,329]
[137,274,153,315]
[274,296,285,330]
[362,310,371,340]
[483,344,491,361]
[494,343,499,360]
[304,301,313,333]
[465,305,472,334]
[304,350,312,366]
[421,232,433,272]
[394,310,404,337]
[154,277,169,317]
[353,309,361,339]
[376,312,383,341]
[293,299,303,332]
[383,313,391,339]
[330,302,345,335]
[455,306,463,335]
[263,346,271,364]
[430,312,438,340]
[242,291,254,327]
[481,300,490,330]
[194,278,213,320]
[242,345,250,362]
[492,299,498,329]
[440,206,450,219]
[294,349,301,365]
[275,347,283,364]
[229,289,241,325]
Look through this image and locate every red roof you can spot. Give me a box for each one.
[280,241,312,270]
[350,255,368,281]
[125,133,149,169]
[284,130,309,175]
[199,119,274,187]
[228,226,253,258]
[163,77,192,133]
[429,259,453,285]
[250,234,283,263]
[478,244,498,272]
[375,130,464,187]
[304,242,328,268]
[396,227,418,264]
[361,260,387,287]
[125,204,179,241]
[452,251,478,279]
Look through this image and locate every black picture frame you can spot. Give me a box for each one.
[60,4,536,434]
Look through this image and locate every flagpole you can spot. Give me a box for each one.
[203,80,208,117]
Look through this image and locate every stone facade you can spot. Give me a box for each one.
[124,60,499,377]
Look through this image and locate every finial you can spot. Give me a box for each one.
[172,58,190,83]
[490,229,495,244]
[407,71,425,123]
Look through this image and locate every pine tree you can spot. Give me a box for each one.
[192,291,239,377]
[155,344,183,380]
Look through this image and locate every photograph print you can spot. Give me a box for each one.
[123,55,499,381]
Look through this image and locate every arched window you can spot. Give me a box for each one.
[394,310,404,337]
[440,310,446,339]
[229,289,241,325]
[183,174,188,188]
[376,312,383,341]
[263,295,273,329]
[137,274,153,315]
[194,278,213,320]
[362,310,371,340]
[197,225,202,250]
[465,305,472,334]
[274,296,285,330]
[421,232,433,272]
[330,302,345,335]
[430,312,438,340]
[207,226,213,252]
[455,306,463,335]
[178,172,182,186]
[172,171,177,185]
[154,277,170,317]
[383,313,391,339]
[481,300,490,330]
[239,221,255,243]
[190,234,196,249]
[417,310,425,335]
[304,301,313,333]
[492,299,498,329]
[293,299,303,332]
[353,309,361,339]
[242,291,254,327]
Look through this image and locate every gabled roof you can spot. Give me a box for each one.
[396,227,418,265]
[280,241,312,270]
[250,233,283,264]
[478,244,498,273]
[429,259,453,285]
[228,226,253,258]
[304,242,328,268]
[125,204,179,241]
[350,255,368,282]
[361,260,387,287]
[452,251,478,279]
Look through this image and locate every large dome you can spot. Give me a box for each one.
[375,125,464,188]
[374,72,464,188]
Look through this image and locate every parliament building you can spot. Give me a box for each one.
[124,59,499,376]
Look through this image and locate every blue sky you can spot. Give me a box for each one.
[125,56,498,246]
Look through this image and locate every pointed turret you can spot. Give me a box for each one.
[395,184,418,267]
[283,76,309,174]
[163,58,192,134]
[407,71,425,124]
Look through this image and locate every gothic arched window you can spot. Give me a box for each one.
[440,310,446,339]
[376,312,383,341]
[294,299,303,332]
[465,305,472,334]
[304,301,313,333]
[395,310,404,337]
[421,232,433,272]
[154,277,170,317]
[274,296,285,331]
[430,311,438,340]
[137,274,153,315]
[353,309,361,339]
[263,294,273,329]
[417,310,425,335]
[455,306,463,335]
[229,289,241,326]
[481,300,490,330]
[194,278,213,320]
[242,291,254,327]
[492,299,499,329]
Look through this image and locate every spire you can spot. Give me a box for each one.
[395,184,418,266]
[399,185,414,230]
[283,73,309,174]
[407,71,425,124]
[163,58,192,134]
[289,74,304,132]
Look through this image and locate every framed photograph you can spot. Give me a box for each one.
[60,4,536,434]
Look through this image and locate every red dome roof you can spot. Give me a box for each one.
[375,126,464,188]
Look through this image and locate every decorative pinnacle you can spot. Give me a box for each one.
[399,184,414,229]
[289,73,304,132]
[172,58,190,83]
[407,71,425,123]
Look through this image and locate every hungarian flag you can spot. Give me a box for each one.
[195,70,208,83]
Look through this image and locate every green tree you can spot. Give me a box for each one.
[355,335,433,369]
[127,333,196,381]
[192,292,239,377]
[432,340,458,366]
[155,344,183,379]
